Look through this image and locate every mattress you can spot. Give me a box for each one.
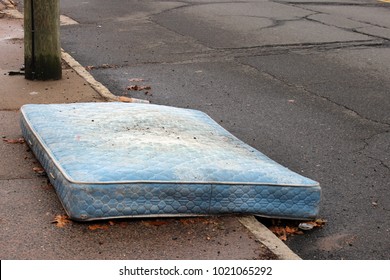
[20,102,321,221]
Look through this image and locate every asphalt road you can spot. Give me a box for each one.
[55,0,389,260]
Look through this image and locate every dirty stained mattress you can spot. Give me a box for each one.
[20,102,321,221]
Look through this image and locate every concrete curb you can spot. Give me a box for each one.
[61,51,150,104]
[238,216,302,260]
[60,50,119,102]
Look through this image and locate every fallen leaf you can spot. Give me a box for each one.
[3,138,25,144]
[142,220,169,227]
[118,96,135,103]
[33,167,45,175]
[52,215,70,228]
[269,225,304,240]
[101,64,110,68]
[127,85,151,91]
[118,96,150,104]
[88,224,109,231]
[85,65,95,71]
[127,85,139,91]
[179,217,219,226]
[269,226,287,241]
[285,225,303,235]
[300,219,327,229]
[129,78,145,82]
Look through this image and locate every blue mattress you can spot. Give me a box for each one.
[20,102,321,221]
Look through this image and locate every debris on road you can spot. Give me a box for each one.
[51,215,71,228]
[2,137,25,144]
[127,85,151,91]
[129,78,145,82]
[118,96,150,103]
[265,218,327,241]
[88,224,110,231]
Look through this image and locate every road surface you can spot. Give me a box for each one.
[57,0,390,259]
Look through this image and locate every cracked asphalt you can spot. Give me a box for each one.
[17,0,390,259]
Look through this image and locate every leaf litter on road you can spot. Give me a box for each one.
[142,220,169,227]
[52,215,71,228]
[85,64,117,71]
[128,78,145,82]
[264,218,326,241]
[127,85,151,91]
[32,166,46,176]
[88,224,110,231]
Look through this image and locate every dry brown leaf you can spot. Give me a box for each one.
[180,218,203,225]
[286,225,304,235]
[3,138,25,144]
[269,226,287,241]
[52,215,70,228]
[88,224,109,231]
[180,218,197,225]
[85,65,95,71]
[118,96,135,103]
[127,85,151,91]
[129,78,145,82]
[270,218,327,241]
[127,85,139,91]
[142,220,169,227]
[269,225,305,240]
[118,96,150,104]
[314,219,327,227]
[101,64,116,69]
[32,167,46,175]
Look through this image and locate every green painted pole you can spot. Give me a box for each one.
[24,0,62,80]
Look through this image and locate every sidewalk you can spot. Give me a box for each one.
[0,5,299,260]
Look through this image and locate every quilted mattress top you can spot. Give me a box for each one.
[21,102,319,187]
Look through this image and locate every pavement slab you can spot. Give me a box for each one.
[0,178,277,260]
[0,18,104,110]
[0,68,104,110]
